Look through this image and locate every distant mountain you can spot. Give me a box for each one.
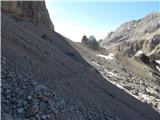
[99,12,160,79]
[100,12,160,59]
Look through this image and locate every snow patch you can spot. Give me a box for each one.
[156,60,160,64]
[109,80,124,89]
[139,93,151,101]
[104,69,117,77]
[131,94,139,99]
[92,61,101,66]
[156,66,160,72]
[135,50,143,56]
[102,75,124,90]
[139,93,156,102]
[97,53,114,60]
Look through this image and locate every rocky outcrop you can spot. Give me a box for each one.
[81,35,88,44]
[100,12,160,57]
[81,35,100,50]
[1,1,54,29]
[99,12,160,78]
[117,33,160,59]
[97,12,160,93]
[101,12,160,46]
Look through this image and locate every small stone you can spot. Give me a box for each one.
[27,104,39,116]
[38,95,49,102]
[17,107,24,113]
[35,84,49,92]
[27,96,32,99]
[2,113,14,120]
[41,115,50,120]
[156,102,160,109]
[123,86,133,90]
[23,101,28,106]
[22,85,27,89]
[33,82,37,86]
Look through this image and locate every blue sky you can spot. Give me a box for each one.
[46,1,159,42]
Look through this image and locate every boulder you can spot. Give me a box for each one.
[81,35,100,50]
[81,35,88,44]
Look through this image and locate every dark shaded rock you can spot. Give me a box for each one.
[2,113,15,120]
[81,35,88,44]
[88,35,96,42]
[139,54,150,65]
[27,104,39,117]
[64,52,78,61]
[81,35,100,50]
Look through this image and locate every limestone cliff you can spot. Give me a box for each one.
[1,1,54,29]
[100,12,160,58]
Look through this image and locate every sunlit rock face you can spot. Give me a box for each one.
[100,12,160,58]
[1,1,54,29]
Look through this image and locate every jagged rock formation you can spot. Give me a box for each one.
[81,35,88,44]
[99,12,160,80]
[1,1,54,29]
[1,1,160,120]
[101,12,160,44]
[100,12,160,58]
[81,35,100,50]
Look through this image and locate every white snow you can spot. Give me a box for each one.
[104,69,117,77]
[127,27,131,31]
[92,61,101,66]
[139,93,151,101]
[156,60,160,64]
[155,60,160,72]
[138,93,156,102]
[96,53,114,60]
[156,66,160,72]
[131,94,139,99]
[102,75,124,90]
[133,24,136,27]
[135,50,143,56]
[109,80,124,89]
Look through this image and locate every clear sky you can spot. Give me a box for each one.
[46,0,159,42]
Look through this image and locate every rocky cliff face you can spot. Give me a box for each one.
[101,12,160,45]
[1,1,160,120]
[99,12,160,80]
[1,1,54,29]
[100,12,160,58]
